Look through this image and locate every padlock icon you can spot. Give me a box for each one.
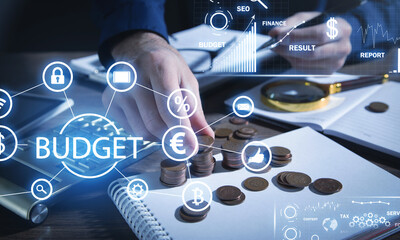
[51,67,65,85]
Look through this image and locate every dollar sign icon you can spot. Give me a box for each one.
[0,132,5,155]
[326,17,338,40]
[192,187,204,206]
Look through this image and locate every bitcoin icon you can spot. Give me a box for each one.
[326,17,338,40]
[0,133,5,155]
[192,187,204,206]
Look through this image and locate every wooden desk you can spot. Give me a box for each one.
[0,53,398,239]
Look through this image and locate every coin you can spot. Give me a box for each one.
[229,117,249,125]
[276,172,307,189]
[160,159,187,187]
[221,140,245,169]
[182,200,210,217]
[214,128,233,138]
[179,208,208,222]
[243,177,269,191]
[216,185,242,201]
[312,178,343,194]
[238,127,257,136]
[368,101,389,113]
[233,130,254,140]
[285,172,312,188]
[197,135,214,152]
[220,192,246,206]
[270,146,291,158]
[160,159,186,172]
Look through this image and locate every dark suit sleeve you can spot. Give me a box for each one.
[339,0,400,63]
[93,0,168,67]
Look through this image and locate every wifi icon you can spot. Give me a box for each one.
[0,89,12,119]
[0,98,6,109]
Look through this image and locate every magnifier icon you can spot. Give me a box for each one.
[36,184,47,194]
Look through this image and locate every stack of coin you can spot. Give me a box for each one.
[214,128,233,139]
[312,178,343,194]
[270,146,292,167]
[160,159,187,187]
[276,171,312,189]
[221,140,246,169]
[190,135,215,177]
[180,201,210,222]
[229,116,249,125]
[216,185,246,205]
[243,177,269,191]
[232,127,257,140]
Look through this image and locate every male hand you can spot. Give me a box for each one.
[102,32,214,142]
[269,12,352,74]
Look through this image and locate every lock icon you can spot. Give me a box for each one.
[51,67,65,85]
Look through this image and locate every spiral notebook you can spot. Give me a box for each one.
[108,127,400,240]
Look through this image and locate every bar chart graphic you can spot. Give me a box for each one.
[389,48,400,74]
[213,21,257,73]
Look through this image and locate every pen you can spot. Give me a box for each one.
[257,0,367,51]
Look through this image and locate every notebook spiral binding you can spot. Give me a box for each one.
[108,178,172,240]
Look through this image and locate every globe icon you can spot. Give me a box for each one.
[323,218,338,231]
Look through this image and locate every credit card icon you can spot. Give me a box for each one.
[237,103,250,111]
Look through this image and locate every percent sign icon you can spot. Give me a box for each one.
[174,96,190,113]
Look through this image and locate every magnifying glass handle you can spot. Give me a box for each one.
[331,75,389,94]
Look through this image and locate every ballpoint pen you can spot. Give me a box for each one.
[257,0,367,51]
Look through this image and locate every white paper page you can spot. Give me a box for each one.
[225,74,381,131]
[325,81,400,157]
[122,127,400,240]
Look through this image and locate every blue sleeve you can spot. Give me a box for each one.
[340,0,400,63]
[93,0,168,67]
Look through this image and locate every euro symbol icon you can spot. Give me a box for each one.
[170,132,186,155]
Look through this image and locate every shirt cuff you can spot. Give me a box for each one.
[97,1,168,68]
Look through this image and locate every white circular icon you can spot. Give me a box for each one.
[127,178,149,200]
[0,89,12,119]
[241,141,271,172]
[210,12,229,31]
[42,61,73,92]
[182,181,212,212]
[233,96,254,118]
[31,178,53,201]
[167,88,198,119]
[59,113,120,179]
[162,125,198,161]
[0,125,18,162]
[106,61,137,92]
[284,227,298,240]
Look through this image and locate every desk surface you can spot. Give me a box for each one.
[0,52,399,239]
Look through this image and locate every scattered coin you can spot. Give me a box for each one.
[368,101,389,113]
[229,117,249,125]
[214,128,233,139]
[160,159,187,187]
[238,127,257,136]
[271,146,291,158]
[243,177,269,191]
[276,171,311,189]
[220,192,246,206]
[312,178,343,194]
[216,185,242,201]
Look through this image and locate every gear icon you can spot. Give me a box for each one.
[368,212,373,218]
[353,216,360,223]
[379,217,386,224]
[366,219,374,227]
[385,221,391,227]
[349,222,355,228]
[131,183,144,196]
[359,222,366,228]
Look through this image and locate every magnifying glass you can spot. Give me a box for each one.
[36,184,48,194]
[261,74,389,112]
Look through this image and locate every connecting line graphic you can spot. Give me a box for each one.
[114,166,130,182]
[11,83,44,98]
[352,200,390,206]
[104,90,116,118]
[195,112,234,134]
[136,83,168,98]
[199,143,241,155]
[63,90,75,117]
[49,167,65,183]
[186,159,193,182]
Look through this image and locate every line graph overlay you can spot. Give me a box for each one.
[357,23,400,48]
[352,200,390,206]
